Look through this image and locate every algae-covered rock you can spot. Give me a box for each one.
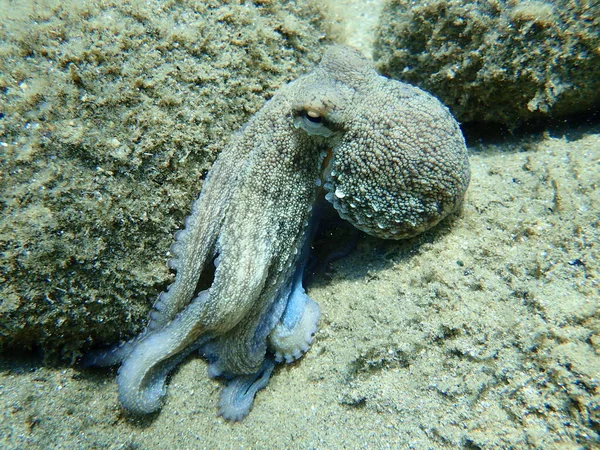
[374,0,600,127]
[0,0,330,360]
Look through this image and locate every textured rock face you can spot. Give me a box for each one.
[374,0,600,127]
[0,0,330,359]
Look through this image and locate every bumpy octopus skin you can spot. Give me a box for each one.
[84,45,470,421]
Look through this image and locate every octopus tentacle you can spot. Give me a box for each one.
[113,87,325,411]
[269,281,320,364]
[218,358,276,422]
[146,142,244,332]
[268,211,320,363]
[117,291,212,413]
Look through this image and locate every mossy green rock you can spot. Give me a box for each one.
[0,0,330,360]
[374,0,600,127]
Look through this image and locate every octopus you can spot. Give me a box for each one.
[85,45,470,421]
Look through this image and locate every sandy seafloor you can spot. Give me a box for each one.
[1,1,599,449]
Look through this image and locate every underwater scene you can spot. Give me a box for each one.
[0,0,598,448]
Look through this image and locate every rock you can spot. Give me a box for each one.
[374,0,600,127]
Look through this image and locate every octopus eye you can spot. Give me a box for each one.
[305,110,322,124]
[296,109,334,137]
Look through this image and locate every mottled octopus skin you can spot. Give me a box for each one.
[84,45,470,421]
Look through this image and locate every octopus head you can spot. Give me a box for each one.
[294,46,471,240]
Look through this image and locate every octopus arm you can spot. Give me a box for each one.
[147,131,254,332]
[112,93,324,413]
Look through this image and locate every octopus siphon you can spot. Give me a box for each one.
[84,45,471,421]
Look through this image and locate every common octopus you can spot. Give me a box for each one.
[85,45,470,421]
